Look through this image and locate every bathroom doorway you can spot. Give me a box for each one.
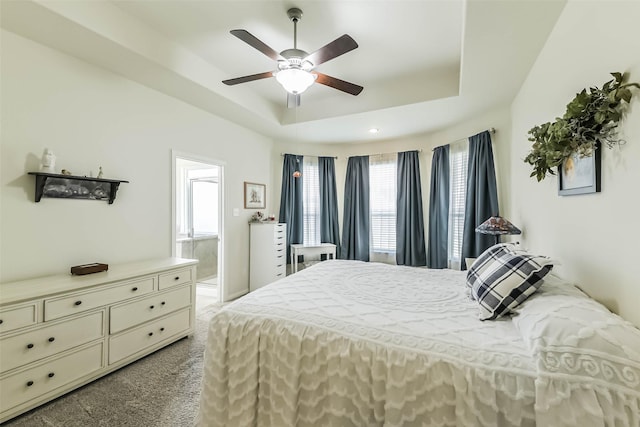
[172,152,224,303]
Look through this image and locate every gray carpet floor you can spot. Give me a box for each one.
[4,298,223,427]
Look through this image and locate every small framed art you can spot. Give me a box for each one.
[558,146,601,196]
[244,182,266,209]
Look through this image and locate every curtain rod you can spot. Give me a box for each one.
[366,149,423,158]
[280,153,338,159]
[282,150,424,161]
[338,149,424,160]
[431,127,496,151]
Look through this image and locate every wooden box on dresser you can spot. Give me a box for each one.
[249,222,286,292]
[0,257,198,423]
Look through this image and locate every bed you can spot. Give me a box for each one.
[197,259,640,426]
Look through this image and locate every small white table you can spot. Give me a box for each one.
[290,243,337,273]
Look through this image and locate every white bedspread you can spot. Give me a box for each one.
[197,260,640,426]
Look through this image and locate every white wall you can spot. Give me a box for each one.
[510,1,640,326]
[0,31,274,300]
[272,107,511,248]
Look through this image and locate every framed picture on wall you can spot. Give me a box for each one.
[244,182,266,209]
[558,145,601,196]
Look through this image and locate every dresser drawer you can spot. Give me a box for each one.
[158,268,192,290]
[0,311,104,373]
[274,234,286,246]
[44,277,155,321]
[274,224,285,235]
[110,285,192,334]
[275,259,286,279]
[109,309,191,364]
[0,342,103,414]
[274,253,286,278]
[0,303,38,335]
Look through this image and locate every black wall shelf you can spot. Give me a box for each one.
[28,172,129,204]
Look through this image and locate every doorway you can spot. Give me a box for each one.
[172,152,224,303]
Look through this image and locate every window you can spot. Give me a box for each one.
[191,179,218,235]
[299,153,399,262]
[369,153,397,256]
[176,162,219,238]
[447,141,468,268]
[302,157,321,245]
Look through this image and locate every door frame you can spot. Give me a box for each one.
[171,150,225,302]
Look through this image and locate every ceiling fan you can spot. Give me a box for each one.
[222,7,363,108]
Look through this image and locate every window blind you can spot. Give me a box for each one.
[303,157,321,245]
[369,153,397,253]
[448,141,468,267]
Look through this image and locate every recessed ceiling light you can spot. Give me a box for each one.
[369,128,379,134]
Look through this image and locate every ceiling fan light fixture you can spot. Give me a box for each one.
[275,68,316,94]
[223,7,362,104]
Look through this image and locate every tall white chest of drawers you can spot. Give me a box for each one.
[249,222,286,291]
[0,257,197,423]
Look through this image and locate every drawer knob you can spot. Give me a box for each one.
[0,319,3,324]
[48,372,55,378]
[174,276,180,281]
[26,381,34,387]
[160,327,165,332]
[132,287,138,291]
[48,337,55,343]
[74,301,82,306]
[148,332,153,336]
[161,301,166,305]
[150,305,155,309]
[27,343,34,349]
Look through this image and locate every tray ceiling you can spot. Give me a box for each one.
[1,0,566,143]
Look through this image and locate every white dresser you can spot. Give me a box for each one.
[249,222,286,291]
[0,257,197,423]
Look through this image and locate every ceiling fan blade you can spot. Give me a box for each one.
[230,29,284,61]
[222,71,274,86]
[287,93,301,109]
[314,72,363,96]
[305,34,358,67]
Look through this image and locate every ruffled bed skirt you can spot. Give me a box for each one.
[197,311,536,427]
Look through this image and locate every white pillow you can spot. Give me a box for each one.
[512,279,640,425]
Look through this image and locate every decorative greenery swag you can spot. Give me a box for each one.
[525,72,639,181]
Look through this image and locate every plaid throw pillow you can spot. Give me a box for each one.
[466,243,519,300]
[471,253,554,320]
